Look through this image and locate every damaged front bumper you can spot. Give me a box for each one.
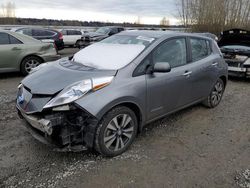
[225,57,250,78]
[17,104,98,152]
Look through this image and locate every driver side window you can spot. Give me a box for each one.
[153,38,187,68]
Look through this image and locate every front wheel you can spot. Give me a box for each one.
[95,106,138,157]
[203,78,225,108]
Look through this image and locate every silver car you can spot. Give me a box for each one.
[16,31,228,157]
[0,30,60,75]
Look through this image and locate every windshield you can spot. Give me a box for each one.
[101,35,155,47]
[96,27,110,34]
[73,35,155,70]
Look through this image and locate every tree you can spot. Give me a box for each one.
[177,0,250,34]
[160,17,170,26]
[1,2,15,17]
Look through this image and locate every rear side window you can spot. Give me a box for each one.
[191,38,211,61]
[68,30,82,35]
[33,29,55,37]
[74,30,82,35]
[153,38,187,68]
[0,33,10,44]
[9,35,22,44]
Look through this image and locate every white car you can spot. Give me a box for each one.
[60,29,82,47]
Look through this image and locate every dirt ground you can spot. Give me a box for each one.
[0,48,249,188]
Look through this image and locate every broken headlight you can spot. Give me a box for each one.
[43,77,114,109]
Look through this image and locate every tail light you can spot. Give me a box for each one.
[58,32,63,40]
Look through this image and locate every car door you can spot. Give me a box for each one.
[0,32,23,70]
[145,37,193,121]
[187,37,219,101]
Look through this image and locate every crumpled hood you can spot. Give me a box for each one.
[21,60,116,95]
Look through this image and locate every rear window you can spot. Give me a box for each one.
[191,38,211,61]
[17,28,32,36]
[9,35,22,44]
[0,33,10,44]
[0,33,22,45]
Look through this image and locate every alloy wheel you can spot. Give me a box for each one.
[103,114,134,152]
[25,59,40,73]
[211,81,224,106]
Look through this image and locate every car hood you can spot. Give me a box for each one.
[218,29,250,47]
[21,60,117,95]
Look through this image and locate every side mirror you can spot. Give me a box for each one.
[153,62,171,73]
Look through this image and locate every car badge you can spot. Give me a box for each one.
[17,94,25,104]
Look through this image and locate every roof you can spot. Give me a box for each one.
[118,30,212,40]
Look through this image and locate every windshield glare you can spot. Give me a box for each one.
[100,35,155,47]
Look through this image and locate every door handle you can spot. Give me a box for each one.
[212,62,218,66]
[183,71,192,77]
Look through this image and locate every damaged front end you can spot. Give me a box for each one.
[222,53,250,78]
[16,85,98,152]
[219,28,250,78]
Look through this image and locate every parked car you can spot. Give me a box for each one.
[218,28,250,78]
[16,31,227,156]
[77,26,125,48]
[59,29,82,47]
[0,30,60,75]
[13,27,64,50]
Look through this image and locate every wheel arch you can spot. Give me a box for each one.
[96,100,145,133]
[219,75,227,87]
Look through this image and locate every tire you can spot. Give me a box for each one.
[95,106,138,157]
[21,56,43,76]
[203,78,225,108]
[75,40,83,49]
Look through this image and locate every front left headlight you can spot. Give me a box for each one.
[43,76,114,109]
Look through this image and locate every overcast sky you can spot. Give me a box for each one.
[2,0,180,24]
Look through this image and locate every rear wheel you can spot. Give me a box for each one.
[21,56,42,76]
[95,106,138,157]
[75,40,84,49]
[203,78,225,108]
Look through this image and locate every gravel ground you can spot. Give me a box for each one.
[0,49,249,187]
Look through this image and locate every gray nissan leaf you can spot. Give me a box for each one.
[16,31,228,157]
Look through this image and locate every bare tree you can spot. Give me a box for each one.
[1,2,15,17]
[0,2,16,24]
[177,0,250,34]
[160,17,170,26]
